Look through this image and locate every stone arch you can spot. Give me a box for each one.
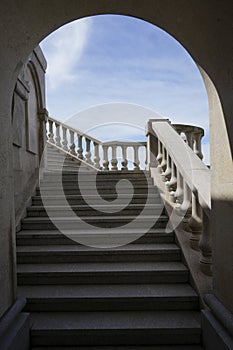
[26,60,43,111]
[0,1,233,317]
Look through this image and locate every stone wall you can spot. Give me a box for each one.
[12,46,47,227]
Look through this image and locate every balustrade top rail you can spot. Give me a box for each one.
[48,116,102,145]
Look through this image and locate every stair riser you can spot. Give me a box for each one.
[31,347,204,350]
[43,178,153,185]
[39,182,154,187]
[18,272,189,285]
[32,197,159,205]
[46,160,81,166]
[21,220,167,230]
[26,208,165,217]
[43,171,150,178]
[31,330,201,347]
[24,298,198,312]
[36,188,157,195]
[17,251,180,264]
[16,234,175,246]
[43,175,151,182]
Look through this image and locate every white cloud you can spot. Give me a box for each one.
[41,19,91,90]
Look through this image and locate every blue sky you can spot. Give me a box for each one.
[40,15,210,163]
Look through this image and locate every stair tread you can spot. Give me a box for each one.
[18,283,197,299]
[17,228,172,236]
[32,346,204,350]
[22,215,168,222]
[30,310,201,331]
[33,194,157,199]
[17,243,179,253]
[43,170,148,175]
[29,204,162,210]
[17,261,188,273]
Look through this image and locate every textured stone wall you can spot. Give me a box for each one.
[12,46,47,227]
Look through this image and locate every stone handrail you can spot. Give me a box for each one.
[146,119,211,276]
[46,116,147,171]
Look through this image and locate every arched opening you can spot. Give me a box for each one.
[0,2,233,340]
[40,14,210,164]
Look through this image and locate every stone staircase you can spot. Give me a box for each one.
[16,144,204,349]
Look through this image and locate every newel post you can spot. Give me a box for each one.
[146,121,158,169]
[146,119,171,170]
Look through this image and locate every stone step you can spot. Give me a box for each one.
[16,243,180,263]
[41,176,153,184]
[38,182,156,190]
[42,171,150,180]
[41,179,153,187]
[18,283,198,312]
[30,311,201,346]
[36,186,158,195]
[16,230,175,246]
[32,193,160,206]
[32,346,204,350]
[46,165,89,171]
[17,261,189,285]
[45,167,91,173]
[26,204,165,217]
[46,158,80,164]
[46,160,81,166]
[21,215,168,230]
[43,169,150,177]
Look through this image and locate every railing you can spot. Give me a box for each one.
[172,124,204,160]
[44,115,211,274]
[146,119,211,276]
[46,116,147,171]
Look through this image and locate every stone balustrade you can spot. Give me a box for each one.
[146,119,211,276]
[46,116,147,171]
[172,123,204,160]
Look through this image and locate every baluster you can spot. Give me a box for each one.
[178,181,192,231]
[144,144,148,170]
[77,134,83,160]
[185,131,193,148]
[111,145,118,171]
[85,138,92,164]
[193,132,203,159]
[69,130,76,155]
[48,119,55,143]
[62,126,68,150]
[160,144,167,173]
[102,145,109,171]
[189,192,203,250]
[133,145,140,170]
[178,181,192,214]
[55,122,61,147]
[174,171,183,206]
[162,152,171,181]
[166,161,177,203]
[93,142,100,169]
[199,210,212,275]
[156,140,163,171]
[121,145,128,171]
